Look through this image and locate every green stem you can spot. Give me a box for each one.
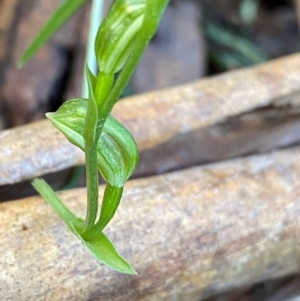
[83,184,123,240]
[82,72,113,233]
[82,0,169,234]
[82,142,100,232]
[82,71,99,232]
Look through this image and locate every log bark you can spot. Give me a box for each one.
[1,146,300,300]
[205,274,300,301]
[1,53,300,185]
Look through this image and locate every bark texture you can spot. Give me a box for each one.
[1,53,300,185]
[1,146,300,300]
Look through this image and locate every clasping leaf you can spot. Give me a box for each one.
[46,98,139,188]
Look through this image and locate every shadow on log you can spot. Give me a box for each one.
[1,146,300,300]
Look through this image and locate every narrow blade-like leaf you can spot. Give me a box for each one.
[32,178,83,230]
[76,230,136,275]
[33,179,135,275]
[19,0,89,67]
[83,184,123,238]
[97,185,123,231]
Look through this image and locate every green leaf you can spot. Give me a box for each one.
[46,98,139,187]
[32,178,83,230]
[101,0,170,114]
[82,184,123,239]
[97,184,123,232]
[95,0,146,73]
[18,0,89,67]
[32,179,135,275]
[75,230,136,275]
[85,64,97,98]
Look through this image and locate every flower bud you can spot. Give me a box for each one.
[95,0,146,74]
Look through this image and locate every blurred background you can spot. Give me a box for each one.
[0,0,299,128]
[1,0,300,300]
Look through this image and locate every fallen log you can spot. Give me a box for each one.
[1,146,300,300]
[1,53,300,185]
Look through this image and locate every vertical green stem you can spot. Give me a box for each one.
[82,141,100,231]
[81,0,170,234]
[79,0,105,232]
[26,0,170,275]
[83,184,123,240]
[82,68,99,231]
[82,72,113,233]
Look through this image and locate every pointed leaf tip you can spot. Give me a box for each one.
[76,230,136,275]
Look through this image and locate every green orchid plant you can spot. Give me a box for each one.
[19,0,169,274]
